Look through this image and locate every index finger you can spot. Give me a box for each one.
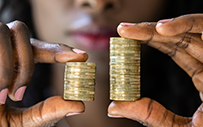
[156,14,203,36]
[30,38,88,63]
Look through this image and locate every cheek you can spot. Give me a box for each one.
[116,0,166,22]
[31,0,75,43]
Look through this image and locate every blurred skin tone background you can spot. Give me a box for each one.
[29,0,165,126]
[0,0,203,127]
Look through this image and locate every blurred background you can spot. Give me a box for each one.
[1,0,203,127]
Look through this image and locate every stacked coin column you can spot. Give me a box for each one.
[110,37,140,101]
[64,62,96,101]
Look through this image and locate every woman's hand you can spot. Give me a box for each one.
[108,14,203,126]
[0,20,88,126]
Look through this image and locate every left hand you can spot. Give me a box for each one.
[108,14,203,126]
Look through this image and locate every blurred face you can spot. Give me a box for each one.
[30,0,165,54]
[30,1,166,127]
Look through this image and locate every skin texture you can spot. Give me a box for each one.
[2,1,203,127]
[0,21,88,126]
[29,0,165,126]
[108,14,203,127]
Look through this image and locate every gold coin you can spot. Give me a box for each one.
[65,65,96,69]
[110,41,140,45]
[110,44,140,47]
[110,56,140,60]
[64,91,95,94]
[110,85,140,89]
[64,86,95,89]
[65,72,95,76]
[110,90,140,94]
[64,96,95,100]
[110,80,140,83]
[64,85,95,88]
[110,97,140,101]
[64,96,94,101]
[110,96,140,99]
[110,65,140,69]
[110,51,140,54]
[64,82,95,86]
[110,90,140,95]
[110,62,140,65]
[110,83,140,87]
[110,68,140,72]
[110,37,140,43]
[110,84,140,87]
[65,78,95,82]
[110,78,140,82]
[110,74,140,78]
[110,47,140,50]
[64,93,95,97]
[110,59,140,63]
[110,87,140,90]
[64,84,95,87]
[64,80,95,84]
[64,87,95,90]
[110,93,140,96]
[110,52,140,55]
[65,68,96,73]
[65,75,95,79]
[110,46,140,49]
[66,62,96,66]
[110,94,140,98]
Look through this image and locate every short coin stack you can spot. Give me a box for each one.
[110,37,140,101]
[64,62,96,101]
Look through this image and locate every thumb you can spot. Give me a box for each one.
[23,96,85,127]
[108,97,191,127]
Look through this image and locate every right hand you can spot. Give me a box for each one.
[108,14,203,127]
[0,20,88,127]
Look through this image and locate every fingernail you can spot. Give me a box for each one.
[158,18,173,24]
[15,86,26,101]
[66,112,82,117]
[108,114,124,118]
[72,48,86,54]
[120,22,135,27]
[0,89,8,104]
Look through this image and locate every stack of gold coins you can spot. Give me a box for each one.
[110,37,140,101]
[64,62,96,101]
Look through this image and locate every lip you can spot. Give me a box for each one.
[69,24,119,50]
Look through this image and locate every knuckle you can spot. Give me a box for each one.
[0,22,10,34]
[166,46,178,57]
[192,69,203,91]
[144,99,154,125]
[12,20,29,33]
[176,33,192,49]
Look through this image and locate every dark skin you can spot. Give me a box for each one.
[108,14,203,126]
[0,21,88,126]
[1,14,203,126]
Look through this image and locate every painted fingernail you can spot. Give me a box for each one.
[120,22,135,27]
[108,114,124,118]
[66,112,82,117]
[0,89,8,104]
[72,49,86,54]
[158,19,173,24]
[15,86,26,101]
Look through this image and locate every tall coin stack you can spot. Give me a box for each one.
[64,62,96,101]
[110,37,140,101]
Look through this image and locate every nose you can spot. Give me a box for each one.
[75,0,122,14]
